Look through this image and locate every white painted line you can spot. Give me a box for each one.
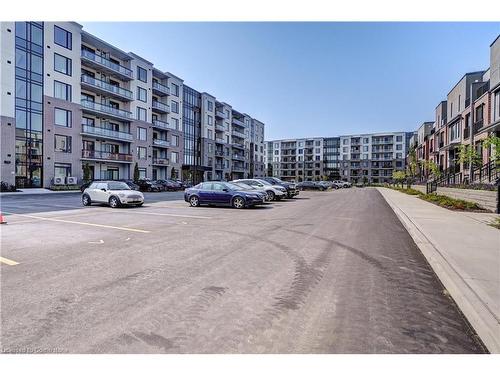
[88,240,104,244]
[1,212,151,233]
[0,256,19,266]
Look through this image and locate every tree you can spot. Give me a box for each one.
[406,145,418,187]
[362,176,368,185]
[83,163,91,182]
[483,134,500,166]
[393,171,406,188]
[424,160,441,179]
[457,144,482,169]
[133,162,140,182]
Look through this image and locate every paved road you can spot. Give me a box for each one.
[0,190,185,214]
[0,188,486,353]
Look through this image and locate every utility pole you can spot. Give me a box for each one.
[469,80,480,182]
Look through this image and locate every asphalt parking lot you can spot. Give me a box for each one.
[0,188,486,353]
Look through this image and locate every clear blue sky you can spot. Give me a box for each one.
[81,22,500,140]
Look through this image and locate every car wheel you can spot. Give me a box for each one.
[82,194,91,206]
[232,196,245,209]
[267,190,275,201]
[109,196,120,208]
[189,195,200,207]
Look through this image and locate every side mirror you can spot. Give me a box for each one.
[222,188,229,192]
[101,188,107,192]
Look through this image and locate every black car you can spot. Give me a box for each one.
[260,177,299,198]
[119,179,140,191]
[297,181,326,191]
[155,179,179,191]
[137,178,163,192]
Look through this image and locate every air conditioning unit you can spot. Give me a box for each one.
[54,177,65,185]
[66,176,77,185]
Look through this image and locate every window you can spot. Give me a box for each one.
[363,146,369,152]
[207,129,213,140]
[54,134,71,152]
[137,127,147,141]
[494,90,500,122]
[138,168,147,179]
[137,66,147,83]
[54,108,71,127]
[396,153,402,159]
[343,147,348,153]
[171,100,179,113]
[137,87,147,102]
[171,118,179,130]
[396,144,402,150]
[207,115,213,125]
[343,139,349,145]
[396,135,403,142]
[137,146,147,159]
[54,81,71,101]
[136,107,147,122]
[54,53,72,76]
[315,140,321,146]
[315,148,321,154]
[207,100,213,111]
[315,155,320,161]
[54,26,72,50]
[171,135,179,147]
[54,163,72,179]
[171,83,179,96]
[171,151,179,163]
[363,138,369,144]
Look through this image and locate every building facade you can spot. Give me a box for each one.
[409,34,500,184]
[0,22,265,188]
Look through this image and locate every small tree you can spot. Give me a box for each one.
[393,171,406,188]
[425,160,441,179]
[483,135,500,166]
[83,163,91,182]
[133,162,140,182]
[457,144,482,170]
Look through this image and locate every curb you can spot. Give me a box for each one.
[377,187,500,354]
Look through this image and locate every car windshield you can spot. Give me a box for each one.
[232,182,254,190]
[108,182,131,190]
[224,182,245,190]
[256,179,272,186]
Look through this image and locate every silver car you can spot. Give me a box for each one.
[82,181,144,208]
[233,179,286,201]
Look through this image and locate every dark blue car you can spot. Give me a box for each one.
[184,181,266,209]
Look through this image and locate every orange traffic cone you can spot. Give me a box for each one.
[0,213,6,224]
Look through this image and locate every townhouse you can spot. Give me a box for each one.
[409,34,500,185]
[0,22,265,188]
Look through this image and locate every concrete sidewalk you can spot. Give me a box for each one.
[0,188,80,196]
[377,187,500,353]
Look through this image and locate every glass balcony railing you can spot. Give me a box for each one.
[81,149,132,162]
[215,124,226,132]
[81,49,133,79]
[152,81,170,95]
[152,119,177,130]
[81,75,133,100]
[232,118,245,127]
[152,101,170,113]
[153,138,170,147]
[232,129,246,138]
[215,110,226,119]
[232,154,245,161]
[81,100,133,120]
[215,137,226,144]
[81,124,133,141]
[152,157,169,165]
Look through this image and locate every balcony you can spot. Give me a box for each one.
[153,138,170,147]
[232,154,245,161]
[232,165,245,172]
[152,81,170,96]
[81,149,132,163]
[215,163,224,170]
[215,150,225,157]
[81,49,133,80]
[215,124,226,132]
[473,119,484,134]
[152,101,170,114]
[152,157,169,166]
[81,124,133,142]
[232,129,246,138]
[81,75,133,101]
[439,141,444,148]
[81,100,133,121]
[152,119,177,131]
[215,137,226,144]
[215,110,226,119]
[372,139,394,145]
[232,142,245,150]
[232,118,245,127]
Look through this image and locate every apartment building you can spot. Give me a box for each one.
[339,132,410,183]
[409,34,500,184]
[0,22,265,188]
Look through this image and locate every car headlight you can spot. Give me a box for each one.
[279,187,286,192]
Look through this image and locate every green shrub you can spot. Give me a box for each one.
[419,193,483,211]
[49,185,81,191]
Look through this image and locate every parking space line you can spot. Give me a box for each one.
[1,212,151,233]
[0,257,19,266]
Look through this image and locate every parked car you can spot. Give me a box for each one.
[260,176,299,198]
[233,179,286,201]
[297,181,326,191]
[137,178,163,192]
[230,182,270,202]
[119,179,140,191]
[155,179,179,191]
[184,181,266,209]
[318,181,335,189]
[82,181,144,208]
[333,180,352,188]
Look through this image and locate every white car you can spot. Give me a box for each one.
[82,181,144,208]
[333,180,352,188]
[233,179,286,201]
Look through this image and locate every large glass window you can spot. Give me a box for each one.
[171,83,179,96]
[171,100,179,113]
[137,87,147,102]
[137,66,147,83]
[54,25,72,50]
[54,81,71,101]
[54,53,72,76]
[55,108,72,127]
[137,146,147,159]
[137,127,147,141]
[137,107,147,122]
[55,135,71,152]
